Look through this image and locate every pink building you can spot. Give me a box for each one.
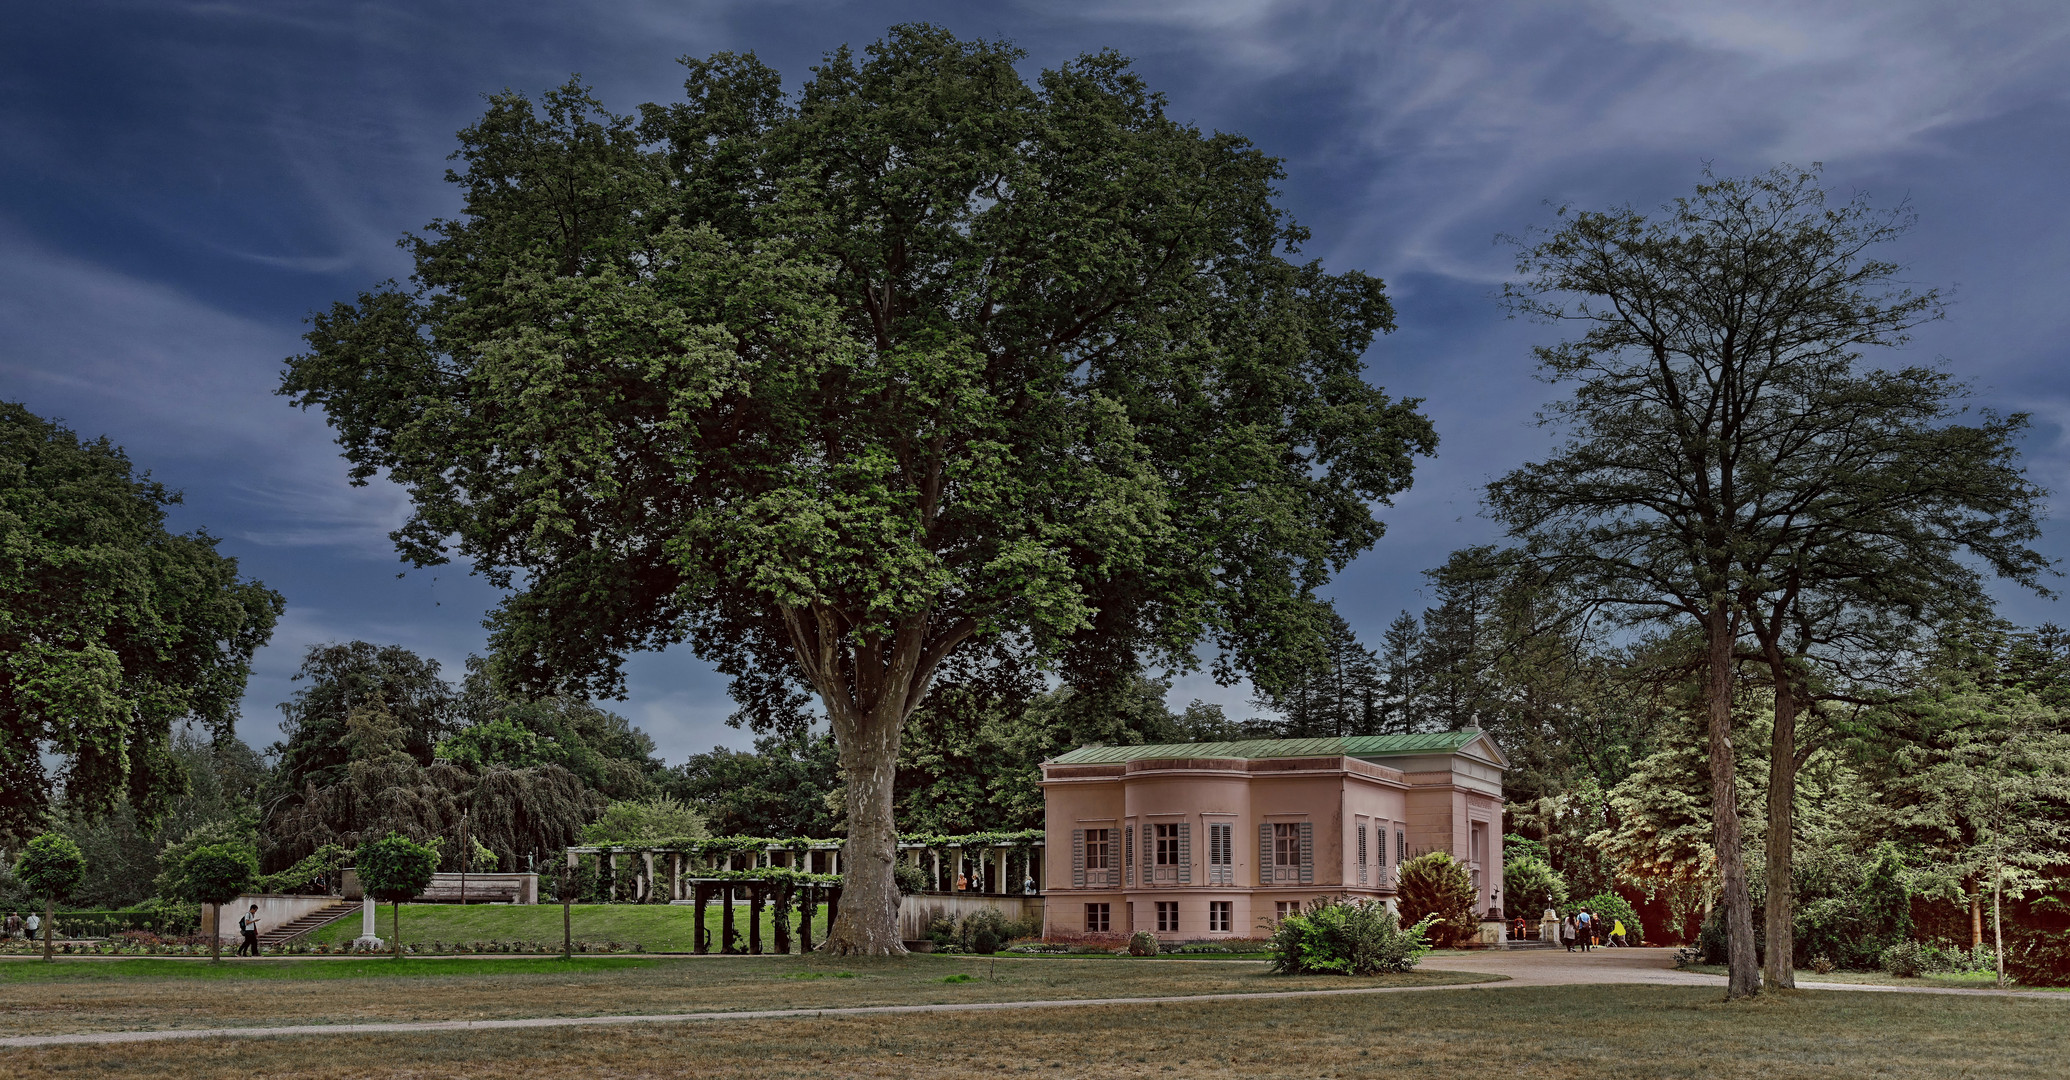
[1040,733,1508,940]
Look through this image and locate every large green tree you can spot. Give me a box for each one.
[281,28,1435,952]
[0,404,281,841]
[1489,165,2047,997]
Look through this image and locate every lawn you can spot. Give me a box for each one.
[0,953,1493,1036]
[1681,963,2067,993]
[304,902,829,952]
[2,983,2063,1079]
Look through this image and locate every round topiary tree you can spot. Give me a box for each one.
[14,833,85,963]
[1396,851,1478,948]
[356,832,439,959]
[178,841,258,963]
[1502,855,1569,920]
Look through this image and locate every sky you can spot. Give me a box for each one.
[5,1,2069,766]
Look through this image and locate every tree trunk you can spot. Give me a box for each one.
[820,698,908,956]
[562,866,573,959]
[1970,886,1982,949]
[210,902,221,963]
[1705,605,1760,999]
[393,901,402,959]
[1763,657,1798,990]
[43,896,54,963]
[1992,863,2005,989]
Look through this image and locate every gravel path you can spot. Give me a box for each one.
[3,947,2057,1049]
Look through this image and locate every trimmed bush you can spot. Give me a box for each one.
[1396,852,1477,947]
[2005,929,2070,988]
[1128,930,1159,956]
[1268,899,1435,976]
[1879,939,1927,978]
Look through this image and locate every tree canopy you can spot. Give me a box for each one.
[1489,165,2049,996]
[0,402,282,840]
[280,26,1435,952]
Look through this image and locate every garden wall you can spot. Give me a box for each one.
[205,894,343,942]
[900,893,1043,940]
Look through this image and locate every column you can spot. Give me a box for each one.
[931,850,941,892]
[642,852,656,903]
[799,885,815,953]
[360,896,378,943]
[996,847,1009,896]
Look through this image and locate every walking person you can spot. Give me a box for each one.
[1577,909,1593,952]
[1560,914,1576,952]
[237,904,260,957]
[2,911,20,942]
[24,911,39,944]
[1610,918,1628,947]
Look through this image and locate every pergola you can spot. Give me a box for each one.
[563,829,1046,953]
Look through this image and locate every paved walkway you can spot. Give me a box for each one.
[3,948,2059,1049]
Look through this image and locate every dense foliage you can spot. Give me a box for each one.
[0,403,281,840]
[1395,852,1478,947]
[279,24,1435,953]
[1267,899,1435,976]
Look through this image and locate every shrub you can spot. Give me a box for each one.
[1128,930,1159,957]
[1268,898,1435,976]
[2004,929,2070,988]
[1502,855,1568,918]
[1879,940,1927,978]
[1396,852,1477,947]
[1809,955,1834,975]
[894,862,928,896]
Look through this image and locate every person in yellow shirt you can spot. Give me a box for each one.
[1610,918,1629,947]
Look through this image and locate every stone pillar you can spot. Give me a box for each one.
[641,852,655,903]
[671,853,682,901]
[931,850,941,892]
[996,847,1009,896]
[829,847,839,876]
[354,896,382,949]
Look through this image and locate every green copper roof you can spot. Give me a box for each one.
[1048,732,1491,765]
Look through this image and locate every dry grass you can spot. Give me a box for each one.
[4,984,2064,1079]
[0,954,1486,1036]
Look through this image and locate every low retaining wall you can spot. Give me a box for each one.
[340,870,538,904]
[205,894,341,943]
[899,893,1044,940]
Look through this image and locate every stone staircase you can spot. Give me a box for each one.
[260,901,358,947]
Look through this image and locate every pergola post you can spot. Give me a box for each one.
[826,886,840,931]
[721,884,737,954]
[753,881,770,951]
[693,882,710,954]
[996,847,1009,896]
[799,885,815,953]
[641,852,655,903]
[670,853,682,901]
[773,882,792,954]
[931,849,941,892]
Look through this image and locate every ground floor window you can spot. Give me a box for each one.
[1209,901,1232,933]
[1275,900,1298,924]
[1155,901,1179,932]
[1085,903,1111,933]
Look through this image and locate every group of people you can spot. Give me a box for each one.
[1538,906,1629,950]
[2,911,39,942]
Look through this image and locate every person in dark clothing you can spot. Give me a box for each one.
[237,905,260,956]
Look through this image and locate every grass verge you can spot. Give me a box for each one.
[0,953,1492,1036]
[3,983,2063,1079]
[1680,962,2068,992]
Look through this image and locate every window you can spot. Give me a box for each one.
[1396,828,1406,867]
[1085,903,1110,933]
[1357,819,1369,885]
[1155,901,1179,933]
[1275,901,1297,924]
[1274,823,1301,867]
[1155,823,1181,865]
[1085,829,1110,870]
[1208,823,1233,884]
[1209,901,1232,933]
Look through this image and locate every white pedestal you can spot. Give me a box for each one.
[353,896,384,950]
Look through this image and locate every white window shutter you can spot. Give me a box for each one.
[1178,823,1192,884]
[1299,821,1314,884]
[1072,830,1085,889]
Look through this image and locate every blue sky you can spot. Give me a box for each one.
[5,1,2068,764]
